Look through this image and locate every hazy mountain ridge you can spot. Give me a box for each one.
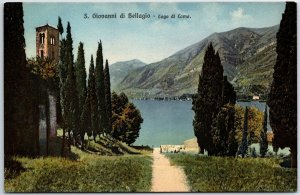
[115,25,279,98]
[109,59,147,90]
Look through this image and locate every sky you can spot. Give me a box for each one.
[23,2,285,68]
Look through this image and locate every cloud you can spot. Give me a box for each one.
[230,7,252,22]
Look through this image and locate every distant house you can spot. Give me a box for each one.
[252,95,260,100]
[267,131,274,143]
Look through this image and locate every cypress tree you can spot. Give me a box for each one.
[81,95,91,149]
[87,55,98,140]
[4,2,39,156]
[221,76,236,105]
[211,76,237,156]
[75,42,87,111]
[192,43,223,155]
[75,42,87,146]
[95,41,107,136]
[227,109,238,157]
[222,77,237,156]
[260,105,268,157]
[267,2,297,168]
[104,59,112,134]
[239,106,249,158]
[59,38,67,84]
[57,21,67,155]
[56,16,64,128]
[64,22,79,145]
[57,16,64,35]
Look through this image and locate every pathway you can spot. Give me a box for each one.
[151,148,190,192]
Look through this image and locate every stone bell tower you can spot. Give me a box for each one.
[36,24,59,62]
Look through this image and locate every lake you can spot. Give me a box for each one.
[132,100,268,147]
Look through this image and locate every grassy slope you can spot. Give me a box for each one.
[56,129,150,156]
[5,146,153,192]
[167,153,296,192]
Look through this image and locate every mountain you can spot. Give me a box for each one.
[116,25,279,99]
[109,59,147,90]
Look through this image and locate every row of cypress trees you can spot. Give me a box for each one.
[57,18,113,153]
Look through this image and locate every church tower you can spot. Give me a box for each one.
[36,24,59,62]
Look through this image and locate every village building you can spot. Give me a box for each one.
[252,95,260,100]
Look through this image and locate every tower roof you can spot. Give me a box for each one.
[36,24,58,31]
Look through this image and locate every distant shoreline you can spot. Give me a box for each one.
[131,98,267,103]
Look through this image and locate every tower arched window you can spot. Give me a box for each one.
[50,36,55,45]
[39,33,45,44]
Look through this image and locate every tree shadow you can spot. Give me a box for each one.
[279,155,291,168]
[46,136,79,161]
[4,157,26,179]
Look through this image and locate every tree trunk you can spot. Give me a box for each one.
[80,133,85,150]
[61,128,65,157]
[67,129,71,151]
[291,148,297,168]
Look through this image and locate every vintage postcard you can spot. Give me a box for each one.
[4,1,297,192]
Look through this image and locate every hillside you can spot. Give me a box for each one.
[110,59,147,90]
[115,25,279,98]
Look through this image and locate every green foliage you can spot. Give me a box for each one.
[104,59,112,134]
[239,107,248,157]
[27,57,58,79]
[192,43,224,154]
[58,38,67,83]
[260,105,268,157]
[65,22,80,138]
[58,21,80,151]
[95,41,108,135]
[193,44,238,156]
[211,75,237,156]
[211,104,237,156]
[167,154,297,192]
[75,42,87,112]
[57,16,64,35]
[221,76,236,105]
[111,92,143,145]
[4,2,39,156]
[75,42,87,143]
[267,2,297,168]
[58,35,68,154]
[5,154,152,192]
[86,55,98,138]
[235,106,263,145]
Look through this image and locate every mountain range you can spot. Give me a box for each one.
[110,59,147,90]
[111,25,279,99]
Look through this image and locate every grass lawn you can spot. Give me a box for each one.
[167,153,296,192]
[5,147,153,192]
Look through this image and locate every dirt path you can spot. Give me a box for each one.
[151,148,190,192]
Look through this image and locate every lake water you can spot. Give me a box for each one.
[132,100,268,147]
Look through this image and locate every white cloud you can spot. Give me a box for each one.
[230,7,252,22]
